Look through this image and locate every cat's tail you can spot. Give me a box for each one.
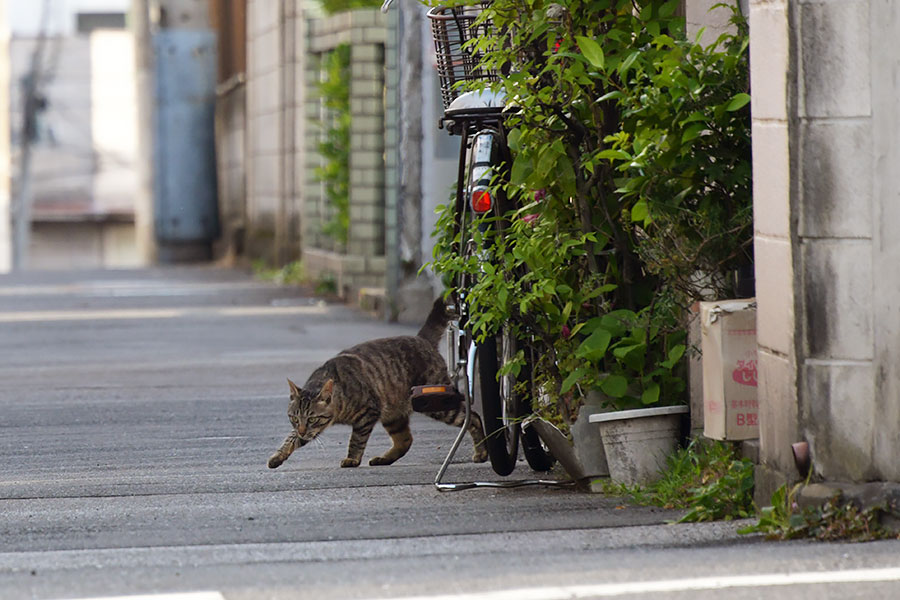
[416,298,452,348]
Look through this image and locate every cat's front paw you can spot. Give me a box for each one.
[340,457,361,468]
[369,456,395,466]
[473,447,488,463]
[267,453,285,469]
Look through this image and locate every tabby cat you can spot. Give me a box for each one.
[267,299,488,469]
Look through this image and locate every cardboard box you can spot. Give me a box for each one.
[700,299,758,440]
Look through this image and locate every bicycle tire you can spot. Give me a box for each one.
[516,352,556,471]
[477,333,519,476]
[521,424,555,471]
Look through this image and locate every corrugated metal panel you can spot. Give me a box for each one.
[152,30,220,244]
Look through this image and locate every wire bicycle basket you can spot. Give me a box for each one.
[427,3,498,111]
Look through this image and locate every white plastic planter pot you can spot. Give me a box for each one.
[589,405,689,486]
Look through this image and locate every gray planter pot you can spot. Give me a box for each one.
[589,405,688,486]
[528,394,611,491]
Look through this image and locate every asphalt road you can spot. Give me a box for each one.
[1,267,899,600]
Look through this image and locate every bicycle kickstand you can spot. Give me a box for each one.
[418,339,572,491]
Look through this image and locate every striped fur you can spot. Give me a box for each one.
[268,299,488,469]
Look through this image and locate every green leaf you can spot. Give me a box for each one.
[561,301,573,324]
[618,51,640,76]
[511,156,533,186]
[507,128,522,152]
[681,122,706,143]
[576,328,612,361]
[597,90,624,103]
[631,200,649,223]
[600,374,628,398]
[725,93,751,112]
[660,0,679,18]
[661,344,686,369]
[614,343,646,371]
[561,367,589,393]
[576,36,605,69]
[597,149,631,161]
[640,383,660,405]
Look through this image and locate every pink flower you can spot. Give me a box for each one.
[534,189,546,203]
[561,325,571,339]
[522,213,540,225]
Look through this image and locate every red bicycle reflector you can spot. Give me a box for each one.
[471,189,492,213]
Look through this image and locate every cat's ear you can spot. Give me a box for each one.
[319,379,334,404]
[287,378,300,396]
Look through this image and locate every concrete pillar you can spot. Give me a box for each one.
[748,0,798,500]
[751,0,900,494]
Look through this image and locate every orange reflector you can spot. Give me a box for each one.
[421,386,449,394]
[471,189,492,213]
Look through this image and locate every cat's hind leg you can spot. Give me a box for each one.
[268,432,300,468]
[369,416,413,466]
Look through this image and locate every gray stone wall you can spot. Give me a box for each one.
[751,0,900,491]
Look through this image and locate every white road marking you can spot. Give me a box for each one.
[0,304,328,323]
[0,281,268,297]
[365,567,900,599]
[55,593,225,600]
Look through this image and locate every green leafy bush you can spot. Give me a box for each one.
[430,0,751,420]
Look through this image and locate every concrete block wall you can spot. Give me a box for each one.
[751,0,900,489]
[245,0,283,261]
[794,0,876,483]
[304,9,386,296]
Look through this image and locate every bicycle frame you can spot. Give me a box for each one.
[431,113,568,491]
[382,0,569,490]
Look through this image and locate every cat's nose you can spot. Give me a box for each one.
[296,424,307,436]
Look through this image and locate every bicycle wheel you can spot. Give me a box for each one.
[516,349,556,472]
[476,327,520,476]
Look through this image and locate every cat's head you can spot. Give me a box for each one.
[286,378,335,443]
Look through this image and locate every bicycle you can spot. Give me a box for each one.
[391,1,565,489]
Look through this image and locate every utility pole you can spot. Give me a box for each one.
[11,0,51,271]
[132,0,157,264]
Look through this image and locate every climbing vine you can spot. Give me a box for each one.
[316,43,352,246]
